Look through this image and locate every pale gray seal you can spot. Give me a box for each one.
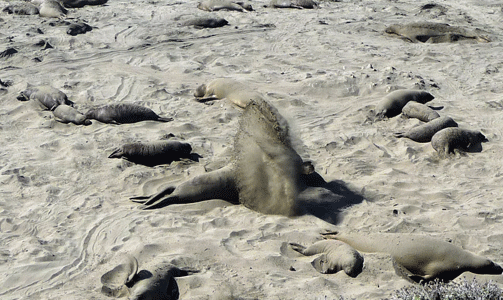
[269,0,317,9]
[85,104,173,124]
[374,89,434,119]
[108,141,192,167]
[2,2,39,15]
[52,104,92,125]
[182,17,228,28]
[394,116,458,143]
[401,101,440,122]
[194,78,265,108]
[431,127,488,156]
[323,231,503,283]
[101,254,138,298]
[130,99,314,217]
[39,0,67,18]
[61,0,108,8]
[197,0,252,12]
[385,22,491,43]
[17,85,74,110]
[288,240,364,277]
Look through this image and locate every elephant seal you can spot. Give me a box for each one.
[67,22,92,36]
[401,101,440,122]
[182,17,228,28]
[17,85,74,110]
[101,254,138,297]
[431,127,488,156]
[385,22,490,43]
[194,78,265,108]
[85,104,173,124]
[197,0,252,12]
[128,264,198,300]
[2,2,39,15]
[394,116,458,143]
[109,141,193,167]
[52,104,91,125]
[61,0,108,8]
[39,0,67,18]
[323,231,503,283]
[269,0,317,9]
[130,99,314,217]
[288,240,363,277]
[374,89,434,119]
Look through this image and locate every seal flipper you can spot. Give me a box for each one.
[311,254,332,274]
[130,186,177,204]
[108,148,124,159]
[391,257,424,283]
[156,117,174,122]
[393,132,405,138]
[101,255,139,297]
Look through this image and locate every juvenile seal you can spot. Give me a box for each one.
[109,141,193,167]
[85,104,173,124]
[67,22,92,36]
[269,0,317,9]
[182,17,228,28]
[431,127,488,156]
[130,99,314,217]
[323,231,503,283]
[197,0,252,12]
[385,22,491,43]
[288,240,364,277]
[101,254,138,297]
[401,101,440,122]
[194,78,265,108]
[374,89,434,119]
[394,116,458,143]
[2,2,39,15]
[17,85,74,110]
[52,104,91,125]
[39,0,67,18]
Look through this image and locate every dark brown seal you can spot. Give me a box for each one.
[431,127,488,155]
[85,104,173,124]
[109,141,192,166]
[61,0,108,8]
[394,116,458,143]
[182,17,228,29]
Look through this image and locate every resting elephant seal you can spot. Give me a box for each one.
[197,0,252,12]
[182,17,228,28]
[431,127,488,156]
[17,85,74,110]
[67,22,92,35]
[385,22,491,43]
[39,0,67,18]
[85,104,173,124]
[269,0,317,9]
[401,101,440,122]
[323,231,503,283]
[52,104,91,125]
[374,89,434,119]
[2,2,39,15]
[61,0,108,8]
[194,78,265,108]
[109,141,193,166]
[130,99,314,217]
[288,240,363,277]
[394,116,458,143]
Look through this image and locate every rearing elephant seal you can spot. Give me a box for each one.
[385,22,491,43]
[431,127,488,156]
[287,240,364,277]
[323,231,503,283]
[194,78,265,108]
[109,141,193,167]
[85,104,173,124]
[394,116,458,143]
[17,85,74,110]
[374,89,434,119]
[52,104,92,125]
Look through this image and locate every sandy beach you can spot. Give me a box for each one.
[1,0,503,299]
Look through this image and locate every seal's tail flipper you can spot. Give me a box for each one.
[393,132,405,138]
[157,117,174,122]
[108,148,124,159]
[129,186,177,206]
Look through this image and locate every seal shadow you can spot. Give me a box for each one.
[298,172,366,225]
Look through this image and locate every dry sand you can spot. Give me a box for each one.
[1,0,503,299]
